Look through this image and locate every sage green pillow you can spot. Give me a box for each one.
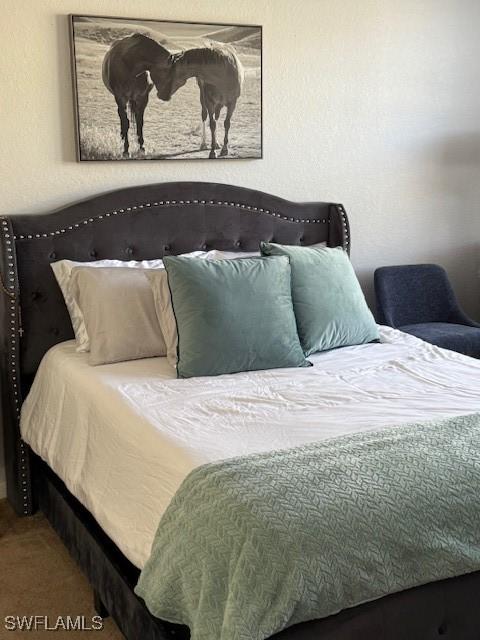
[162,255,309,378]
[260,243,379,355]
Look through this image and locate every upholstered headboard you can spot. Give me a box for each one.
[0,181,349,515]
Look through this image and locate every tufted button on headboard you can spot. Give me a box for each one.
[0,181,349,515]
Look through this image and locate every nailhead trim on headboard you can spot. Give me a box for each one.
[1,217,31,514]
[14,199,330,240]
[336,204,350,249]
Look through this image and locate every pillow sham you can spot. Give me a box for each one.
[51,253,205,352]
[260,243,379,355]
[69,267,166,366]
[207,242,325,261]
[161,255,309,378]
[145,269,179,367]
[204,250,261,260]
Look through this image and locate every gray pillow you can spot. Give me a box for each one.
[162,255,309,378]
[70,267,166,365]
[260,243,379,355]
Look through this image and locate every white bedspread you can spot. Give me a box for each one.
[20,327,480,568]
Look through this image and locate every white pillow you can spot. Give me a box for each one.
[51,253,205,352]
[145,270,178,367]
[204,243,326,261]
[203,249,261,260]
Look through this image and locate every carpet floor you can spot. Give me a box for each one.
[0,498,123,638]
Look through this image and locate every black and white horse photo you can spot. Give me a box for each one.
[70,15,262,161]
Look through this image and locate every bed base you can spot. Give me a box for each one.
[36,456,480,640]
[35,456,186,640]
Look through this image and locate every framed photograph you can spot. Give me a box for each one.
[69,14,262,161]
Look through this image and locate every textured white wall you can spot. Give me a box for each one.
[1,0,480,496]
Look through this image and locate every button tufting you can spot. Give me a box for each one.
[438,623,448,635]
[125,247,134,256]
[164,244,171,252]
[201,243,207,250]
[235,240,241,248]
[49,252,57,260]
[51,328,60,337]
[89,250,97,258]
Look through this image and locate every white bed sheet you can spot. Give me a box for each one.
[20,326,480,568]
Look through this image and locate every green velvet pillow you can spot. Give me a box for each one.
[162,255,309,378]
[260,243,379,356]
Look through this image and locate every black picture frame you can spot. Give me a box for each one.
[69,14,263,161]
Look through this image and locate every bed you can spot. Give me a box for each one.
[2,181,480,640]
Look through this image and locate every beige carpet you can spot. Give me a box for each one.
[0,498,123,638]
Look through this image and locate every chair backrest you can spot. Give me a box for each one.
[374,264,457,328]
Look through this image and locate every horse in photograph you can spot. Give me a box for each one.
[102,34,170,157]
[152,46,244,158]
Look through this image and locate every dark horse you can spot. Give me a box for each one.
[151,46,244,158]
[102,34,170,157]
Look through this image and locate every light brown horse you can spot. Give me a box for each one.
[102,34,171,157]
[150,46,244,159]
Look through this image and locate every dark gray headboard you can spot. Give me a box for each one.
[0,181,349,514]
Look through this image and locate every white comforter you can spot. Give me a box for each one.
[20,327,480,568]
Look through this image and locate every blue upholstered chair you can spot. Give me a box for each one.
[374,264,480,358]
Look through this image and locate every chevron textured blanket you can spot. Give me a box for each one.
[136,413,480,640]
